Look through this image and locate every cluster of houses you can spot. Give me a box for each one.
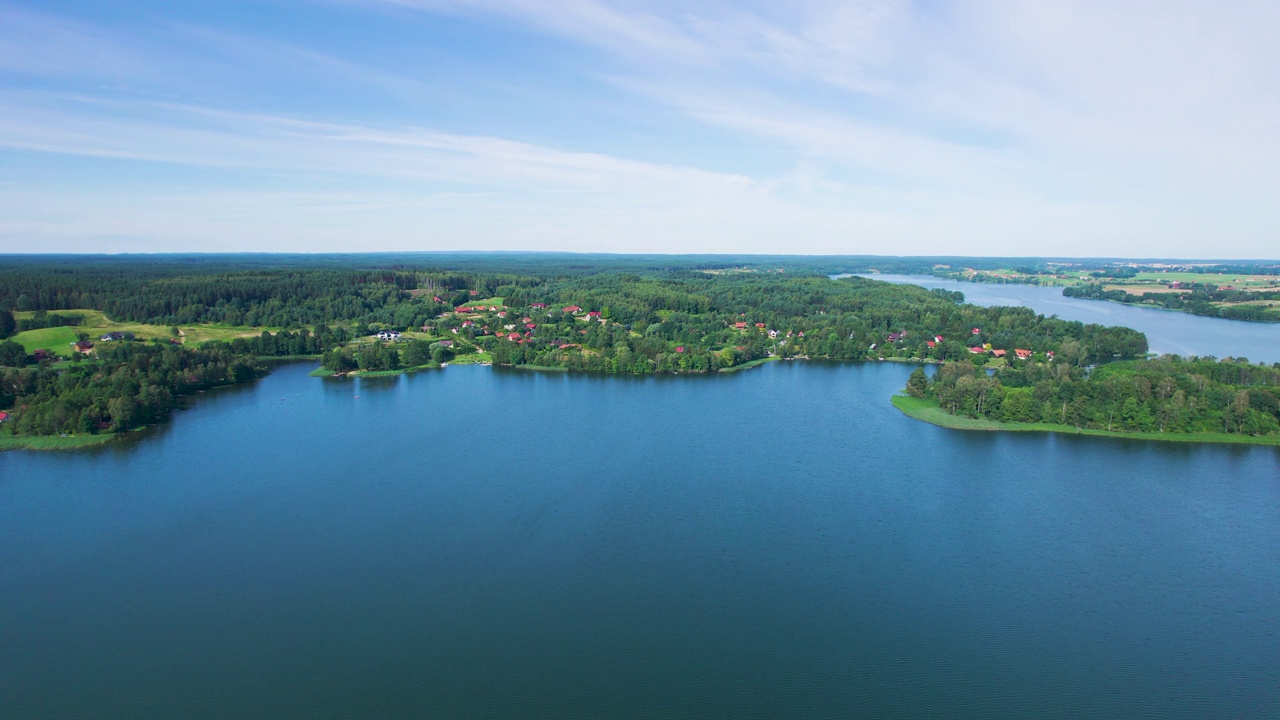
[878,327,1053,362]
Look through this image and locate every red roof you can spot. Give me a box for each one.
[588,311,601,317]
[969,346,985,354]
[1015,348,1032,359]
[563,305,581,312]
[735,322,747,329]
[972,328,981,334]
[755,323,766,328]
[926,341,936,347]
[675,346,685,353]
[991,349,1007,357]
[0,411,8,422]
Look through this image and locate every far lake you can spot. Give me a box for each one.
[2,361,1278,719]
[852,274,1280,363]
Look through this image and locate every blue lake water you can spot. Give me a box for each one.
[2,361,1278,719]
[852,274,1280,363]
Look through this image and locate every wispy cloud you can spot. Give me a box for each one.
[2,1,1278,255]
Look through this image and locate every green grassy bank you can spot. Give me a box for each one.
[891,395,1280,447]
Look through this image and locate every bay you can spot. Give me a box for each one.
[851,274,1280,363]
[2,361,1278,719]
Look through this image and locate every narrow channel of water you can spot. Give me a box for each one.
[848,273,1280,363]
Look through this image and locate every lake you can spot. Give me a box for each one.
[2,361,1278,719]
[852,274,1280,363]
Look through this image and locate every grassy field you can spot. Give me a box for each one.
[1129,272,1280,289]
[11,326,84,357]
[892,395,1280,446]
[11,309,273,357]
[467,297,505,308]
[0,432,117,451]
[718,356,780,373]
[448,352,492,365]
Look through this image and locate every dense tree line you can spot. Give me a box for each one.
[0,343,265,437]
[445,274,1147,374]
[910,357,1280,437]
[1065,283,1280,322]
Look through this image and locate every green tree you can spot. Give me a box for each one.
[0,308,14,339]
[906,367,928,398]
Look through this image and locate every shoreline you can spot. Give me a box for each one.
[891,395,1280,447]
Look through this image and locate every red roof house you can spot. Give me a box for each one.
[1014,348,1032,360]
[735,322,748,329]
[991,349,1007,358]
[675,346,685,353]
[563,305,581,313]
[0,411,9,423]
[969,346,986,354]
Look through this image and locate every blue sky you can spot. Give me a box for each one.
[2,1,1277,257]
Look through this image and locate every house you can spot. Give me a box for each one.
[462,320,474,327]
[768,330,778,338]
[376,330,401,341]
[433,296,443,303]
[99,331,134,342]
[531,303,547,309]
[1014,348,1032,360]
[0,411,7,423]
[522,317,532,323]
[675,346,685,353]
[926,341,936,348]
[588,311,601,319]
[972,328,982,334]
[935,335,944,343]
[456,307,472,313]
[469,290,478,295]
[969,346,986,354]
[1046,351,1056,360]
[33,349,51,361]
[755,323,766,329]
[439,340,454,347]
[525,323,537,329]
[489,306,498,311]
[563,305,581,313]
[451,328,459,334]
[735,322,748,329]
[508,332,522,341]
[991,349,1007,358]
[497,311,507,318]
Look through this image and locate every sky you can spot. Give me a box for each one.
[1,1,1278,257]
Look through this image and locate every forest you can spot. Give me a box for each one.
[0,342,265,437]
[907,356,1280,438]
